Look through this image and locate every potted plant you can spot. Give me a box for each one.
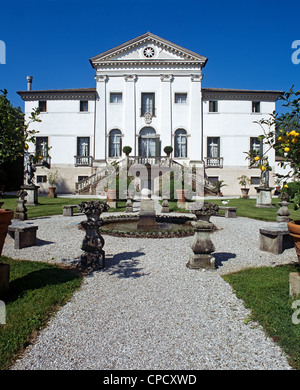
[250,87,300,263]
[237,175,251,198]
[0,90,40,297]
[163,146,173,157]
[122,146,132,156]
[213,180,227,197]
[47,170,59,198]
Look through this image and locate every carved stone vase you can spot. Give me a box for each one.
[77,201,110,272]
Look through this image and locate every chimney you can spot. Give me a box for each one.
[27,76,33,91]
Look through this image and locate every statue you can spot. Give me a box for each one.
[24,154,36,186]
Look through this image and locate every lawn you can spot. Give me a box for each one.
[0,195,126,218]
[168,197,300,222]
[0,256,82,369]
[223,263,300,370]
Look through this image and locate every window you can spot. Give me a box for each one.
[36,136,48,157]
[209,101,218,113]
[80,100,88,112]
[207,176,219,184]
[252,101,260,113]
[207,137,220,158]
[139,127,157,158]
[38,100,47,112]
[251,176,260,185]
[36,175,47,183]
[110,93,122,103]
[141,93,155,116]
[250,137,262,154]
[175,93,187,104]
[77,137,90,156]
[78,176,88,182]
[109,129,122,157]
[174,129,187,158]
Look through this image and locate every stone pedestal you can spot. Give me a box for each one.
[125,198,133,213]
[255,186,275,208]
[161,197,169,213]
[276,201,291,222]
[137,198,157,231]
[187,220,216,269]
[289,272,300,296]
[22,184,39,206]
[187,201,219,270]
[77,201,110,272]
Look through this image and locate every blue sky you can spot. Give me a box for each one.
[1,0,299,111]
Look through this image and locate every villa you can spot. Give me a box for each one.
[17,32,282,197]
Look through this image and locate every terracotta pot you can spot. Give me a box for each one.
[241,188,249,199]
[288,220,300,264]
[176,189,187,202]
[107,189,117,201]
[0,209,14,256]
[48,187,57,198]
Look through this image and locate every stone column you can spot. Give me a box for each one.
[124,74,137,155]
[160,74,173,147]
[77,201,110,272]
[190,74,203,162]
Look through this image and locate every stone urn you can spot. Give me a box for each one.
[187,202,219,269]
[77,201,110,272]
[287,220,300,264]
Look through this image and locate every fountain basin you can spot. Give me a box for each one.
[99,214,196,238]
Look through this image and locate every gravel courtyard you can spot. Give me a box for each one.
[2,213,296,370]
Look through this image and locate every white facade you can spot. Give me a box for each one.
[18,32,282,196]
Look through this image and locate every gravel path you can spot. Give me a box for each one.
[3,213,296,370]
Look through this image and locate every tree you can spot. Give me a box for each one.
[0,89,40,165]
[246,87,300,209]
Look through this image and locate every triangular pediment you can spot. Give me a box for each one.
[90,32,207,67]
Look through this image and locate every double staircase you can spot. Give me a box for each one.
[75,157,218,196]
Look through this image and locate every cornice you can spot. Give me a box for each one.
[202,88,283,101]
[17,89,97,101]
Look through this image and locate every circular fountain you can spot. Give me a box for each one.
[99,189,196,238]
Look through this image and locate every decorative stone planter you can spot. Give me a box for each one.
[287,220,300,264]
[77,201,110,272]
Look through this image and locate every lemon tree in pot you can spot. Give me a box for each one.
[249,87,300,262]
[237,175,251,199]
[0,89,40,297]
[47,170,59,198]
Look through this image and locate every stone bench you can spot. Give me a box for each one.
[8,223,38,249]
[218,206,237,218]
[259,224,294,254]
[62,205,78,216]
